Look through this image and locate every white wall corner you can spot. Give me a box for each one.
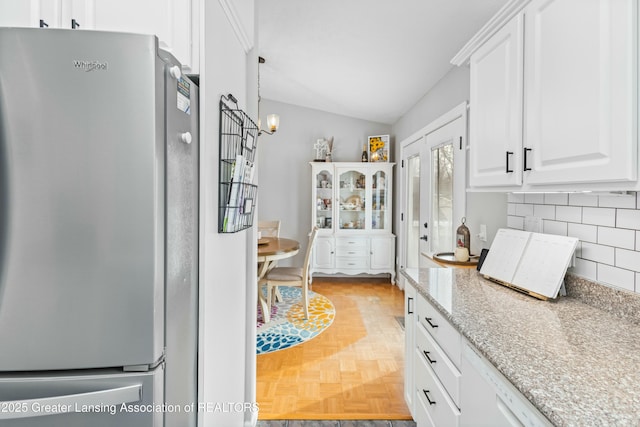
[218,0,254,53]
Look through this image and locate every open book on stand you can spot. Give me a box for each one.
[479,228,578,300]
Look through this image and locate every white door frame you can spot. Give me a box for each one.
[398,102,468,280]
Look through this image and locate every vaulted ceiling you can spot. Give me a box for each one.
[258,0,510,125]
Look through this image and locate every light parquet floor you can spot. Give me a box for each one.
[256,277,411,420]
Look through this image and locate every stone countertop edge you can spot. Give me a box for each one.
[401,268,640,427]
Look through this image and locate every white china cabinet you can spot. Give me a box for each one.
[310,162,395,281]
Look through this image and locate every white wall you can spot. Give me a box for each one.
[391,66,507,261]
[507,192,640,293]
[393,66,472,143]
[198,1,258,426]
[256,99,391,265]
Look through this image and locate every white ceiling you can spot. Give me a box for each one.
[258,0,510,125]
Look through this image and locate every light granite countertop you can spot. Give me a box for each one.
[402,267,640,427]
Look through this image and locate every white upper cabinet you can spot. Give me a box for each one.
[0,0,198,73]
[523,0,636,186]
[456,0,638,191]
[0,0,83,29]
[89,0,198,72]
[469,14,524,187]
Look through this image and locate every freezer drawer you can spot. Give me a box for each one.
[0,368,163,426]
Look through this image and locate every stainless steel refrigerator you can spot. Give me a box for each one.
[0,28,198,426]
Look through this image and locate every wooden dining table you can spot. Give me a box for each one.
[257,237,300,323]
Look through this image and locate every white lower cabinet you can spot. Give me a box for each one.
[405,282,552,427]
[310,235,395,280]
[313,236,335,270]
[410,286,461,427]
[415,348,461,427]
[403,281,416,417]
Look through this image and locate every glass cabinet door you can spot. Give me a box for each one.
[371,169,389,230]
[337,169,366,230]
[314,168,333,230]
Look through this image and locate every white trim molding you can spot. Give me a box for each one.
[450,0,530,66]
[218,0,253,53]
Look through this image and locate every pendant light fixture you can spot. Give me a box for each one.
[258,56,280,136]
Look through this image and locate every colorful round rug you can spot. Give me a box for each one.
[257,286,335,355]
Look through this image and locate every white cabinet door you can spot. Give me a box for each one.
[0,0,37,27]
[313,237,334,270]
[370,236,393,270]
[523,0,637,185]
[404,282,416,418]
[469,14,524,187]
[89,0,197,72]
[0,0,68,28]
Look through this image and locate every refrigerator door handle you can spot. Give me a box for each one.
[0,384,141,419]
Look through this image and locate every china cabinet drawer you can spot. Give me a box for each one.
[335,246,367,257]
[416,294,461,368]
[335,238,368,250]
[416,322,461,407]
[335,257,368,270]
[415,348,460,427]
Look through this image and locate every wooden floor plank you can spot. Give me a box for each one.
[256,277,412,420]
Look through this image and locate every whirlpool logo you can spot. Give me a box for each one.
[73,60,108,72]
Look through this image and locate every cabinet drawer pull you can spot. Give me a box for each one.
[407,297,413,315]
[423,350,436,364]
[505,151,513,173]
[523,147,532,171]
[425,317,438,328]
[422,389,436,405]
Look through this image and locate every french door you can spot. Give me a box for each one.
[399,103,467,277]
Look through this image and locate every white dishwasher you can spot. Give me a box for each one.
[460,339,554,427]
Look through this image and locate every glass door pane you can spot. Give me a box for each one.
[338,169,366,230]
[431,143,454,253]
[371,170,388,230]
[406,155,420,269]
[314,169,333,230]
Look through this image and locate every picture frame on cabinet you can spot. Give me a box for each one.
[368,135,389,162]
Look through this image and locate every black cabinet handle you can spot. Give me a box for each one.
[423,389,436,405]
[407,297,413,315]
[506,151,513,173]
[71,19,80,29]
[423,350,436,364]
[425,317,438,328]
[524,147,532,171]
[39,20,49,28]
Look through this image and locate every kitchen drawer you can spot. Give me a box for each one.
[335,246,368,257]
[335,257,368,270]
[416,322,461,407]
[415,348,460,427]
[335,237,368,250]
[414,386,436,427]
[416,294,461,367]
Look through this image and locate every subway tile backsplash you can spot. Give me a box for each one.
[507,192,640,293]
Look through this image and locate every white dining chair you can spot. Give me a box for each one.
[264,227,318,320]
[258,220,281,238]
